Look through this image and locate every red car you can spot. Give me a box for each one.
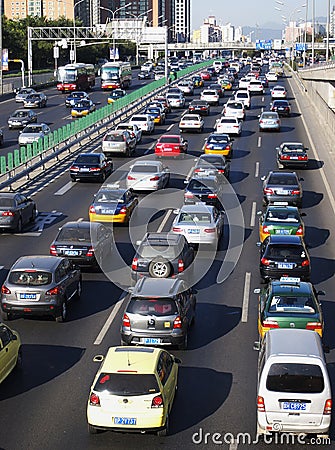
[155,134,188,157]
[200,71,211,81]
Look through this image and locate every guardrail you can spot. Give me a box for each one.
[0,60,212,191]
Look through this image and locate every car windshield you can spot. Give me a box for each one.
[179,212,211,223]
[266,363,324,393]
[57,228,91,242]
[159,136,180,144]
[95,191,122,203]
[268,295,316,314]
[70,93,85,98]
[188,179,217,190]
[74,101,89,108]
[94,373,159,396]
[131,165,158,173]
[9,270,52,286]
[23,126,42,133]
[268,174,298,185]
[12,111,29,118]
[265,245,306,258]
[265,210,299,222]
[75,155,100,164]
[26,95,39,100]
[128,298,178,316]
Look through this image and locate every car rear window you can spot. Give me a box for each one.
[265,245,306,258]
[138,243,182,258]
[159,136,179,144]
[57,228,91,242]
[128,298,178,316]
[266,363,324,393]
[179,212,211,223]
[208,136,229,144]
[220,118,236,124]
[132,116,147,121]
[0,198,14,207]
[282,146,304,153]
[94,373,159,395]
[104,133,124,142]
[9,270,52,286]
[269,295,316,314]
[188,179,217,190]
[131,165,158,173]
[76,155,100,164]
[200,156,224,165]
[265,210,299,222]
[268,174,298,185]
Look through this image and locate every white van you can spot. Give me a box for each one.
[234,90,251,109]
[213,60,223,73]
[254,329,331,438]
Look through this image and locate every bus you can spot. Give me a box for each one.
[56,63,95,92]
[100,62,132,90]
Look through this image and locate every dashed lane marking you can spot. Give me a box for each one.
[54,181,75,196]
[94,297,124,345]
[241,272,251,323]
[167,123,174,131]
[255,161,259,177]
[257,136,262,148]
[250,201,257,227]
[157,209,173,232]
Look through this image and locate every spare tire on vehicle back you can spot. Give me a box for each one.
[149,259,171,278]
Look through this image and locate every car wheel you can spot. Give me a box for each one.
[15,217,23,233]
[70,176,76,182]
[99,172,106,183]
[149,259,171,278]
[1,310,11,321]
[15,347,23,369]
[178,333,188,350]
[55,300,67,323]
[88,424,99,435]
[277,160,284,169]
[157,414,169,437]
[74,280,82,301]
[30,207,37,222]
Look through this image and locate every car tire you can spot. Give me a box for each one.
[149,259,171,278]
[15,217,23,233]
[55,300,67,323]
[74,280,82,301]
[1,310,11,321]
[99,172,106,183]
[15,347,23,369]
[178,333,188,350]
[277,160,284,169]
[88,424,100,435]
[30,207,37,223]
[157,415,169,437]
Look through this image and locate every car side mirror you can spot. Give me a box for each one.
[260,176,266,181]
[258,114,261,118]
[253,341,261,351]
[323,344,330,354]
[11,334,18,341]
[317,290,326,296]
[183,180,188,184]
[300,212,306,217]
[174,357,182,364]
[299,177,304,181]
[257,211,262,216]
[93,355,104,363]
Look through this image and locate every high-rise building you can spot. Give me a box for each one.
[174,0,190,42]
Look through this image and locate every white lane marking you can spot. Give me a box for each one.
[257,136,262,148]
[94,297,124,345]
[167,123,174,131]
[229,440,238,450]
[241,272,251,323]
[144,142,155,155]
[262,96,265,103]
[77,217,84,222]
[250,201,257,227]
[0,266,4,270]
[186,165,195,181]
[54,181,75,196]
[15,232,41,237]
[157,209,173,233]
[255,161,260,177]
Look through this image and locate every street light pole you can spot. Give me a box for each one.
[73,0,85,63]
[326,0,330,61]
[311,0,315,65]
[99,3,131,61]
[126,9,152,66]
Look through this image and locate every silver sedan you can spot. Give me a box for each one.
[172,204,224,247]
[126,160,170,191]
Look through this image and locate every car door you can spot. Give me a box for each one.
[178,292,191,330]
[17,194,31,225]
[158,352,176,409]
[0,325,17,381]
[59,259,77,301]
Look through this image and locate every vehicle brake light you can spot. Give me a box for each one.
[296,225,303,235]
[172,227,182,232]
[257,396,265,412]
[89,393,101,406]
[1,211,14,217]
[301,259,310,266]
[291,190,300,195]
[264,188,274,195]
[70,166,79,172]
[86,247,94,257]
[261,257,270,266]
[184,193,194,198]
[263,319,279,329]
[50,245,58,256]
[178,259,184,272]
[89,167,101,172]
[1,285,11,294]
[173,315,182,329]
[262,226,269,234]
[150,176,160,181]
[119,207,127,215]
[89,205,96,214]
[122,313,131,328]
[151,395,164,408]
[208,193,217,199]
[298,155,308,160]
[46,286,61,296]
[127,175,136,180]
[323,399,332,414]
[131,257,138,270]
[280,155,290,160]
[306,322,322,332]
[204,228,216,233]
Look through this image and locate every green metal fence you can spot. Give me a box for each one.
[1,60,212,176]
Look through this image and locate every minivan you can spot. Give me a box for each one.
[254,329,331,438]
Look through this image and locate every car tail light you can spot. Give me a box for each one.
[264,188,274,195]
[131,257,138,270]
[323,399,332,415]
[172,227,182,232]
[218,169,225,173]
[306,322,322,332]
[280,155,290,160]
[89,205,96,214]
[261,257,270,266]
[204,228,216,233]
[257,396,265,412]
[291,190,300,195]
[262,226,269,234]
[259,120,264,124]
[122,313,131,328]
[296,225,303,235]
[184,192,194,199]
[298,155,308,160]
[70,166,79,172]
[151,395,164,408]
[127,175,136,180]
[90,167,101,172]
[208,193,217,199]
[263,319,279,329]
[173,315,182,329]
[301,259,310,266]
[46,286,61,296]
[1,211,14,217]
[50,245,58,256]
[1,285,11,295]
[119,207,127,215]
[86,247,94,257]
[89,393,101,406]
[178,259,184,272]
[150,176,160,181]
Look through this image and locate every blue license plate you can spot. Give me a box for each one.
[283,402,306,411]
[278,262,294,269]
[188,229,200,234]
[275,229,289,235]
[101,209,115,214]
[114,417,137,425]
[64,250,79,256]
[20,293,37,300]
[144,338,161,345]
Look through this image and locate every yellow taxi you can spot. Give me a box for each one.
[71,99,96,117]
[258,204,305,242]
[0,323,21,384]
[220,79,233,90]
[89,185,138,224]
[203,133,233,158]
[87,346,180,436]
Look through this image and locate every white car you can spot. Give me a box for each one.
[15,87,37,103]
[172,204,224,247]
[18,123,51,145]
[271,85,287,99]
[238,77,251,89]
[115,122,142,143]
[141,61,153,72]
[200,89,219,106]
[265,71,278,82]
[179,114,204,133]
[129,114,155,134]
[247,80,264,95]
[126,160,170,191]
[177,81,194,96]
[234,90,251,109]
[166,93,185,108]
[223,101,245,121]
[215,116,242,136]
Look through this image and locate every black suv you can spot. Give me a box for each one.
[131,232,194,282]
[259,235,311,282]
[192,154,230,180]
[184,175,223,210]
[120,277,196,349]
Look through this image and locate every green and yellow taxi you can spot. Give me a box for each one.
[191,75,204,88]
[107,89,127,104]
[71,99,96,117]
[220,79,233,90]
[258,204,305,242]
[144,106,165,125]
[0,323,21,384]
[89,184,138,224]
[256,277,324,338]
[87,346,180,436]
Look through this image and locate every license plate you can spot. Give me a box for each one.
[64,250,79,256]
[275,229,289,235]
[164,148,172,151]
[101,209,115,214]
[278,262,294,269]
[20,293,37,300]
[283,402,306,411]
[276,189,288,195]
[188,229,200,234]
[290,157,298,160]
[114,417,137,426]
[80,168,90,172]
[144,338,161,345]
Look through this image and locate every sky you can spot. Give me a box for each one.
[191,0,330,31]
